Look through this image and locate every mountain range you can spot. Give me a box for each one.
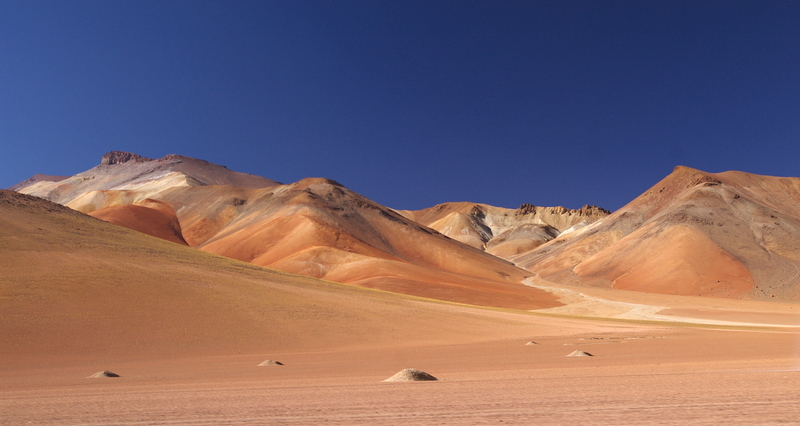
[12,151,800,304]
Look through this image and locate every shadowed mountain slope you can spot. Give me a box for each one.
[515,166,800,301]
[0,190,551,367]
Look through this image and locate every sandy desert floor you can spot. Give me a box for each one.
[3,307,800,425]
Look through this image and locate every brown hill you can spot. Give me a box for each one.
[159,178,556,309]
[515,166,800,301]
[12,154,557,310]
[0,189,553,368]
[400,202,609,259]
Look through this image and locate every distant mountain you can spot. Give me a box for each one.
[516,166,800,301]
[13,152,558,309]
[400,202,609,259]
[16,152,800,303]
[13,151,280,206]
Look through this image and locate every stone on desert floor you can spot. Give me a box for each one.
[88,371,120,378]
[526,341,538,345]
[258,360,284,366]
[567,350,593,357]
[383,368,438,382]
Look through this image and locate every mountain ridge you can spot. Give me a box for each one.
[12,151,560,309]
[13,154,800,303]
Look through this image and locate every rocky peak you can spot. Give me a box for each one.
[517,203,537,215]
[100,151,152,166]
[469,204,485,219]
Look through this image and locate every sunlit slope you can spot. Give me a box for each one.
[15,151,279,206]
[515,166,800,301]
[184,179,558,309]
[0,190,545,367]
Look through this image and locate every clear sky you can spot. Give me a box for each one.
[2,1,799,211]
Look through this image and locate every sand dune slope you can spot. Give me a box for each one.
[515,166,800,301]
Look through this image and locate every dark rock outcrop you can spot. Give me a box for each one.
[100,151,152,166]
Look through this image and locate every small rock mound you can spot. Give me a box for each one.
[525,341,538,345]
[258,360,284,366]
[567,350,593,357]
[383,368,438,382]
[88,371,120,378]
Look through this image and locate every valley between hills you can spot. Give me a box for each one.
[2,151,799,424]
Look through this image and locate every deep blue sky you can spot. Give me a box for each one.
[2,1,799,211]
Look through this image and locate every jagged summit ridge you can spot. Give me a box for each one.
[100,151,153,165]
[516,203,610,217]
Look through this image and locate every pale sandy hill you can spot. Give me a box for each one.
[14,151,279,206]
[383,368,438,382]
[515,166,800,301]
[399,202,609,259]
[6,173,69,191]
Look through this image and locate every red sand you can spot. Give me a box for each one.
[4,325,800,424]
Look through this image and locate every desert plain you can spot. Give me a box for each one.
[3,154,800,424]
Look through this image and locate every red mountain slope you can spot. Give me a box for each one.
[515,166,800,301]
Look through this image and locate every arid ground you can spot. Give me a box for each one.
[3,312,800,424]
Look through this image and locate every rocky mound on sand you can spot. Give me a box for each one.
[258,360,284,366]
[88,371,120,378]
[567,350,593,357]
[383,368,438,382]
